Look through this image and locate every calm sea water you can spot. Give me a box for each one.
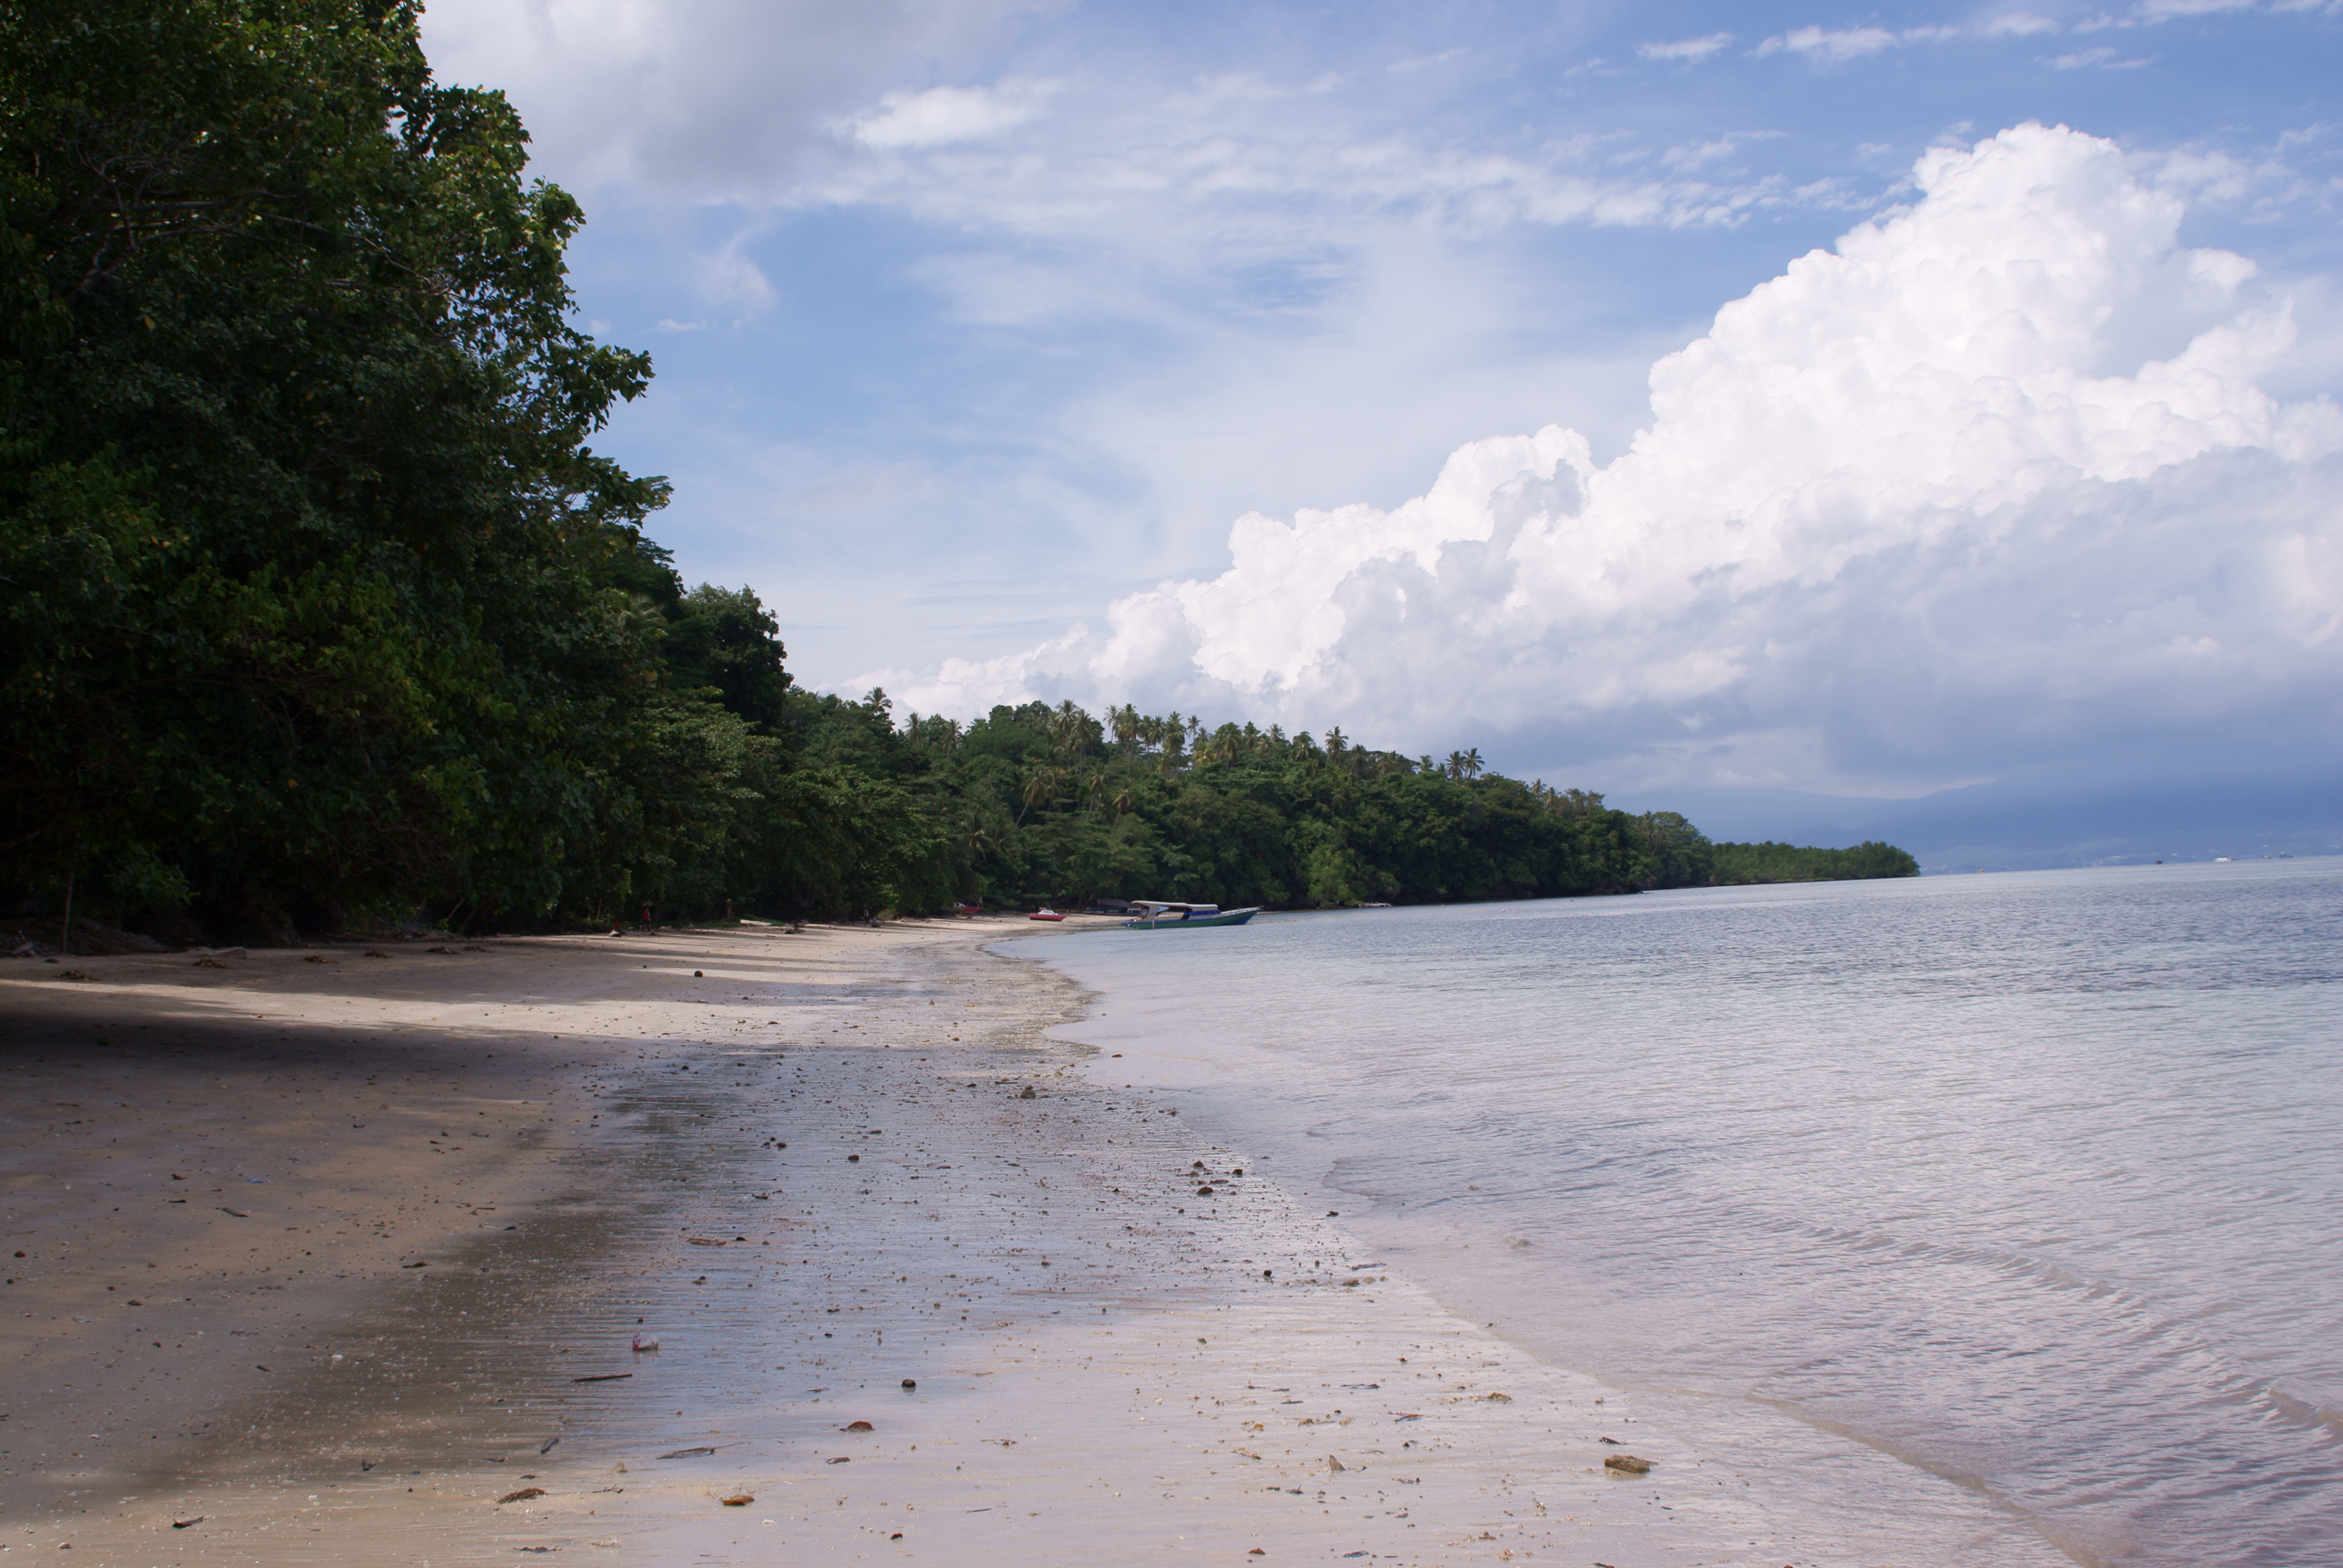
[1019,861,2343,1567]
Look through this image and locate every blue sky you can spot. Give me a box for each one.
[419,0,2343,825]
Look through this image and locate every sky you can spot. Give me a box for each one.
[416,0,2343,851]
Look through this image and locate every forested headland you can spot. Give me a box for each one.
[1,1,1915,944]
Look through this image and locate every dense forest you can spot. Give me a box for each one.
[0,0,1913,942]
[1708,840,1921,884]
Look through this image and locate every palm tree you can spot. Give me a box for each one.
[1017,766,1063,824]
[1050,701,1092,757]
[617,592,667,636]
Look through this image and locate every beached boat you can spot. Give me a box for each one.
[1028,908,1067,921]
[1122,900,1261,929]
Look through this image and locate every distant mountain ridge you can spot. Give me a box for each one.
[1618,774,2343,874]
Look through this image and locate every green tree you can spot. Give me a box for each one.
[1,0,661,931]
[1709,840,1919,883]
[658,584,791,732]
[1628,811,1714,889]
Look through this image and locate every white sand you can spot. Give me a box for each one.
[4,921,1837,1565]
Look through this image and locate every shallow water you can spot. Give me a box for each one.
[1023,861,2343,1566]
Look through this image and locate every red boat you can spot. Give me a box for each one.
[1027,908,1067,921]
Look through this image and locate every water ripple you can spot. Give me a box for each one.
[1032,860,2343,1567]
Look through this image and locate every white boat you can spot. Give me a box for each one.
[1123,900,1260,929]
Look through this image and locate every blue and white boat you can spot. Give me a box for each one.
[1123,900,1260,929]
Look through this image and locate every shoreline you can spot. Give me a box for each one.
[1017,904,2109,1568]
[10,919,1804,1564]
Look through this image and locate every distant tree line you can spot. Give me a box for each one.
[0,1,1915,941]
[1708,841,1921,884]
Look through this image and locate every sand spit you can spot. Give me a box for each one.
[7,921,1817,1564]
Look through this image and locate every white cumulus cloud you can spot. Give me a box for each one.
[881,125,2343,794]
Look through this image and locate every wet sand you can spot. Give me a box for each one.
[4,921,1818,1564]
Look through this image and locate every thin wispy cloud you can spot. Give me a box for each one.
[418,0,1061,201]
[795,56,1834,269]
[1756,25,1901,62]
[2136,0,2259,16]
[1662,131,1788,169]
[1388,46,1469,72]
[851,81,1058,148]
[1638,33,1737,62]
[2045,45,2158,67]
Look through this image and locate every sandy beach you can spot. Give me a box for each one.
[4,920,1823,1566]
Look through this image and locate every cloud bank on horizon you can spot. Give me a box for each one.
[881,125,2343,796]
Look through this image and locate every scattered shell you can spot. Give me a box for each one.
[1603,1454,1652,1475]
[845,1420,873,1432]
[719,1494,755,1507]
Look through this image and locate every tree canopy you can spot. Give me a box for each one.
[3,0,669,933]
